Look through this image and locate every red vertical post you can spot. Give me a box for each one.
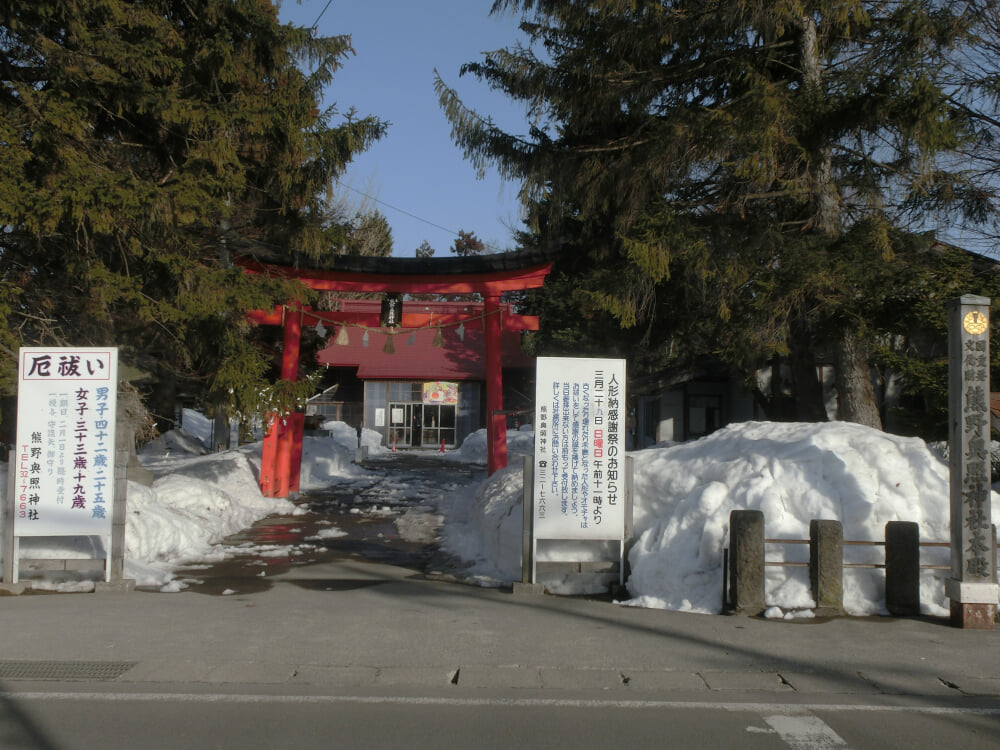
[260,307,304,497]
[484,294,507,474]
[260,416,278,496]
[287,412,305,493]
[278,307,302,497]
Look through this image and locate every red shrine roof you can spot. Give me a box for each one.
[314,299,534,380]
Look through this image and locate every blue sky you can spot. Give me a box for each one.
[278,1,531,257]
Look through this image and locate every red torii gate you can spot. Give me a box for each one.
[241,252,552,497]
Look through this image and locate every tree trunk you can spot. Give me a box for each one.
[789,321,827,422]
[150,361,177,435]
[834,328,882,429]
[213,398,231,453]
[800,16,841,234]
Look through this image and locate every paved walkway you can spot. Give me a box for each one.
[1,452,999,700]
[2,555,1000,698]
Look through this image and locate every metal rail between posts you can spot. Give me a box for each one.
[761,537,957,571]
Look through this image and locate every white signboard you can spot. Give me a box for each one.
[533,357,626,540]
[13,347,118,536]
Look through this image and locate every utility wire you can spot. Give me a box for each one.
[311,0,335,32]
[294,3,513,255]
[335,180,460,238]
[334,179,510,254]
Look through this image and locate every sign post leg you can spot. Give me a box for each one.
[1,450,28,593]
[513,455,543,595]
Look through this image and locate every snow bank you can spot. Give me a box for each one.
[3,416,993,617]
[139,427,209,459]
[455,426,536,464]
[320,420,390,456]
[625,421,963,616]
[125,450,299,586]
[443,421,988,616]
[439,463,525,584]
[0,440,297,590]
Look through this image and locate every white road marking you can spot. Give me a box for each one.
[1,691,1000,718]
[764,714,849,749]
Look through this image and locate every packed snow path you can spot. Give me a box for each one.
[170,453,487,595]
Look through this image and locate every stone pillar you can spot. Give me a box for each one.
[809,519,843,615]
[96,406,136,593]
[945,295,998,628]
[728,510,765,615]
[885,521,920,616]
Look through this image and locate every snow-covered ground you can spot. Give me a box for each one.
[1,416,990,618]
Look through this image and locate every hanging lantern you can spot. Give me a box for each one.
[380,293,402,328]
[335,325,350,346]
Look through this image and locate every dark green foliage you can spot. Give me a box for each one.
[0,0,385,428]
[438,0,990,431]
[450,229,486,256]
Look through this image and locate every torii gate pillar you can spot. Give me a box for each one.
[259,308,304,498]
[485,294,506,474]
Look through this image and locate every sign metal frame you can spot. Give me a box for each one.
[9,347,119,583]
[530,356,628,585]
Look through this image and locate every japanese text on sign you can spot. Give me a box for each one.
[14,348,117,537]
[960,336,992,580]
[533,357,626,541]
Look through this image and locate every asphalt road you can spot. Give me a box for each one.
[3,685,1000,749]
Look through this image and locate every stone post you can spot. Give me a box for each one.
[946,295,998,628]
[885,521,920,616]
[809,519,843,615]
[95,398,136,592]
[728,510,765,615]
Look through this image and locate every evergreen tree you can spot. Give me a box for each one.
[0,0,385,430]
[437,0,981,428]
[345,211,394,257]
[450,229,487,256]
[415,240,436,258]
[940,0,1000,252]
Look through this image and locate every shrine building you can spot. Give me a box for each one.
[309,298,535,452]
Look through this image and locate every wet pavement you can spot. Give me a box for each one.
[170,451,487,596]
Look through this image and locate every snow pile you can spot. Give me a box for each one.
[2,416,992,617]
[439,463,526,584]
[455,425,536,464]
[320,420,390,456]
[445,421,984,616]
[625,421,962,616]
[125,420,390,586]
[297,434,368,489]
[139,427,209,459]
[125,449,299,586]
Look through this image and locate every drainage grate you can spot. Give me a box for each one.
[0,661,136,681]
